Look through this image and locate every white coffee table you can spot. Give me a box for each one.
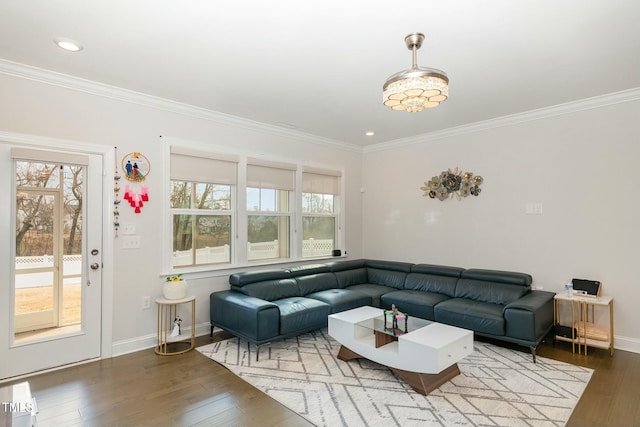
[328,306,473,395]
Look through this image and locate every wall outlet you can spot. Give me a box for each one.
[525,202,544,215]
[121,223,136,235]
[142,296,151,310]
[122,236,141,249]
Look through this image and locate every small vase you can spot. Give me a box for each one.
[162,280,187,300]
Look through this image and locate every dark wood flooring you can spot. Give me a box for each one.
[4,333,639,427]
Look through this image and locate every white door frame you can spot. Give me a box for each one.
[0,132,114,380]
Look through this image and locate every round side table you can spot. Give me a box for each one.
[155,295,195,355]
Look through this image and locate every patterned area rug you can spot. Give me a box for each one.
[197,329,592,427]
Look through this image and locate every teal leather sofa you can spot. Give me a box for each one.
[210,259,555,361]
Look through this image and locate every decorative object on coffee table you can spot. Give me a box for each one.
[383,304,408,334]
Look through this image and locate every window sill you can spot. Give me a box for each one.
[162,254,349,281]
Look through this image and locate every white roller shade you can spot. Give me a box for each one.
[11,147,89,166]
[170,148,237,184]
[247,160,296,190]
[302,168,341,195]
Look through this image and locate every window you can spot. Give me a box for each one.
[246,160,295,261]
[167,142,344,271]
[302,168,341,258]
[169,148,237,268]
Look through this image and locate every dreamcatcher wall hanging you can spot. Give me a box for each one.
[121,152,150,214]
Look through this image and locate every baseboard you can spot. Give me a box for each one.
[111,322,212,357]
[110,325,640,358]
[614,334,640,354]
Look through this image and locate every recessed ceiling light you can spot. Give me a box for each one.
[54,38,83,52]
[364,131,375,136]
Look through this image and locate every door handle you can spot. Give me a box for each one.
[90,262,100,270]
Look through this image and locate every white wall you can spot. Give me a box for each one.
[0,71,364,355]
[362,98,640,351]
[3,65,638,356]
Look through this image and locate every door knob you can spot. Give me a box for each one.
[90,262,100,270]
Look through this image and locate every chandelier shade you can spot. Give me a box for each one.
[383,33,449,112]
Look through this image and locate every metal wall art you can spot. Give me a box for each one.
[421,167,483,201]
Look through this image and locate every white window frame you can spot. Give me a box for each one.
[301,168,342,258]
[170,183,236,268]
[162,138,345,276]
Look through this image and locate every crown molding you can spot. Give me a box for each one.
[2,59,639,156]
[0,130,111,156]
[0,59,362,154]
[364,87,640,153]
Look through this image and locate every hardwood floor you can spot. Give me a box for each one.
[4,333,639,427]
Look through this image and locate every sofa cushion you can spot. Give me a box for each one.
[403,272,458,297]
[345,284,397,307]
[411,263,464,277]
[434,298,505,336]
[455,278,529,305]
[288,263,330,277]
[461,268,532,286]
[274,297,330,335]
[365,259,413,273]
[333,267,368,288]
[305,289,371,314]
[367,268,407,290]
[381,290,450,320]
[326,259,367,272]
[295,272,338,295]
[235,278,300,301]
[229,268,290,286]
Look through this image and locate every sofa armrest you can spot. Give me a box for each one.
[503,290,555,344]
[210,291,280,344]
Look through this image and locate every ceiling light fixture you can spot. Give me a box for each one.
[364,131,375,136]
[383,33,449,112]
[54,37,83,52]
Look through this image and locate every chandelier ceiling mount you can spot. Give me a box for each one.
[382,33,449,113]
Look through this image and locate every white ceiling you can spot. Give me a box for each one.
[1,0,639,147]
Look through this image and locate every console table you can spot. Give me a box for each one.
[155,295,195,355]
[554,294,614,356]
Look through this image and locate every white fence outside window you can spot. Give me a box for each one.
[172,238,334,265]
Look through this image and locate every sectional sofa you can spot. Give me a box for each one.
[210,259,555,361]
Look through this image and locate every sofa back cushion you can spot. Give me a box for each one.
[229,268,299,301]
[461,269,532,286]
[326,259,367,272]
[288,264,330,277]
[295,272,339,295]
[365,260,413,289]
[234,278,300,301]
[229,268,290,286]
[455,268,532,305]
[411,263,464,277]
[404,273,458,297]
[365,259,413,273]
[333,268,368,288]
[367,268,407,289]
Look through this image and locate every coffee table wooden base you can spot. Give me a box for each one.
[337,345,461,396]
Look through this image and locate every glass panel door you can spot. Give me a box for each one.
[14,190,58,333]
[14,161,84,342]
[0,144,103,380]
